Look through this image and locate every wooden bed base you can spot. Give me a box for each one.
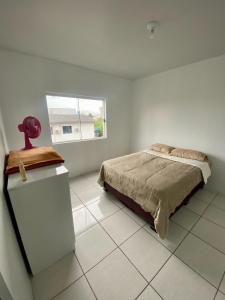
[104,181,204,231]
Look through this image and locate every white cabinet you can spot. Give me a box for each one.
[7,164,75,275]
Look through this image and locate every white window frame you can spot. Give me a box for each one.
[46,93,107,144]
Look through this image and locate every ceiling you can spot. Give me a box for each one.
[0,0,225,79]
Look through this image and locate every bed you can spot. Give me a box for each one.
[98,149,211,239]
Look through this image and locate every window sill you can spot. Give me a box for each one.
[52,136,108,145]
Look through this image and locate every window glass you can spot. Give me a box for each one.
[46,95,106,143]
[62,125,72,134]
[78,98,105,139]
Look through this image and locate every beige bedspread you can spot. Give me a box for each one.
[98,151,203,239]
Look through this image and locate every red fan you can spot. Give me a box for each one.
[18,116,41,150]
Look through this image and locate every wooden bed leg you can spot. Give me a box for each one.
[149,224,156,232]
[103,184,108,192]
[183,198,189,206]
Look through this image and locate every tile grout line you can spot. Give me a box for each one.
[141,190,218,256]
[95,187,217,271]
[81,204,123,234]
[149,253,173,284]
[202,215,225,231]
[118,224,146,247]
[81,198,167,297]
[50,177,101,299]
[119,207,147,227]
[186,193,225,214]
[142,220,188,253]
[142,206,201,256]
[73,188,125,237]
[195,190,225,223]
[50,273,84,300]
[134,283,164,300]
[78,182,220,292]
[48,236,100,300]
[148,248,218,296]
[96,220,150,283]
[104,217,174,300]
[172,252,219,290]
[191,231,225,256]
[92,206,122,223]
[82,247,118,275]
[75,188,151,284]
[179,226,225,256]
[74,183,147,234]
[76,227,148,294]
[214,271,225,299]
[172,191,217,233]
[36,177,220,300]
[187,193,225,256]
[149,283,165,300]
[134,284,149,300]
[71,179,221,299]
[170,197,224,293]
[74,200,141,249]
[74,182,219,238]
[74,255,99,300]
[146,198,221,293]
[118,246,149,283]
[185,199,213,216]
[77,223,149,298]
[79,204,168,299]
[125,192,218,294]
[210,204,225,212]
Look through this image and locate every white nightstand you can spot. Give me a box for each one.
[7,164,75,275]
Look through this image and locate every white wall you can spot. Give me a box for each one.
[0,49,132,177]
[131,54,225,193]
[0,108,33,300]
[1,48,225,194]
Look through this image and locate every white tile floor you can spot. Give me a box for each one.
[32,171,225,300]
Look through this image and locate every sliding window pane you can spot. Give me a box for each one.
[46,95,81,143]
[78,98,105,140]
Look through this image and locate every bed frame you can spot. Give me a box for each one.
[104,181,204,231]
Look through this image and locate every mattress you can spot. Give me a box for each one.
[98,151,204,238]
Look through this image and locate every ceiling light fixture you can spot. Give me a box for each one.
[147,20,160,39]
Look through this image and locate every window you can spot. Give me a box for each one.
[46,95,106,143]
[62,125,72,134]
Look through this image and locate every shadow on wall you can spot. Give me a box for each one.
[0,126,7,161]
[0,109,33,300]
[206,155,225,194]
